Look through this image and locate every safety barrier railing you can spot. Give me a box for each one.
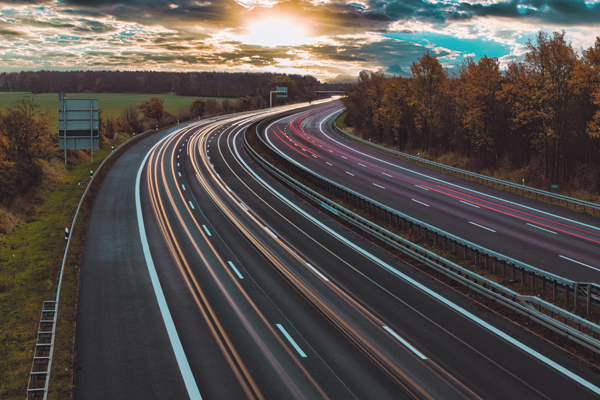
[26,129,154,400]
[331,110,600,216]
[245,119,600,353]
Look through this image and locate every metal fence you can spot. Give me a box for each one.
[332,111,600,216]
[246,118,600,353]
[26,129,155,400]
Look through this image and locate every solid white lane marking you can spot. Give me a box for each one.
[237,128,600,395]
[382,172,393,177]
[136,134,202,400]
[202,225,212,236]
[264,226,278,238]
[345,171,354,176]
[178,172,181,177]
[460,200,480,208]
[469,221,496,232]
[228,261,244,279]
[306,263,329,281]
[189,201,195,209]
[383,326,427,360]
[373,183,385,189]
[359,163,366,167]
[182,184,186,191]
[326,162,333,166]
[276,324,307,358]
[527,223,557,234]
[415,185,429,191]
[559,255,600,272]
[411,199,430,207]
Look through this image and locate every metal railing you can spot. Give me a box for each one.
[245,119,600,353]
[26,129,155,400]
[331,111,600,216]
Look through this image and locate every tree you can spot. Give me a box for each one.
[138,96,164,121]
[456,56,503,164]
[204,98,222,116]
[409,52,448,152]
[118,107,140,134]
[189,99,206,117]
[525,30,578,179]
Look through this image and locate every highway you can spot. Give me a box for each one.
[74,103,600,399]
[261,102,600,284]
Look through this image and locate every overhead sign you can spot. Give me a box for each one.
[58,93,99,150]
[276,86,288,98]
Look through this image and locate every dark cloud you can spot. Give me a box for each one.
[0,28,22,36]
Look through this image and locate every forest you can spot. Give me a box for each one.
[343,31,600,193]
[0,70,329,103]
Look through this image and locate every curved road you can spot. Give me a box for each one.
[74,103,600,399]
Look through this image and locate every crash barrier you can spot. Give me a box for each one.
[245,119,600,354]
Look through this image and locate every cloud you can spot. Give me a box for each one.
[0,1,599,80]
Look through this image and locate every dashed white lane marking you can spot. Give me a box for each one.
[188,201,195,209]
[202,225,212,236]
[276,324,307,357]
[373,183,385,189]
[345,171,354,176]
[527,223,557,234]
[264,226,278,238]
[306,263,329,281]
[240,203,248,211]
[411,199,430,207]
[460,200,480,208]
[341,156,347,159]
[312,155,318,158]
[177,155,180,158]
[469,221,496,232]
[559,255,599,272]
[382,172,393,177]
[326,162,333,166]
[359,163,366,167]
[182,184,186,191]
[228,261,244,279]
[178,172,181,177]
[383,326,427,360]
[177,163,180,167]
[415,185,429,191]
[179,149,182,152]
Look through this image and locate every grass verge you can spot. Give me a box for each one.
[0,129,156,400]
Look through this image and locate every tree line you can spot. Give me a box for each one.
[0,70,328,103]
[343,31,600,189]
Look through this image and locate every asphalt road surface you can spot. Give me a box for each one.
[74,103,600,399]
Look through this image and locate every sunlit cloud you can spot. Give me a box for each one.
[0,1,599,81]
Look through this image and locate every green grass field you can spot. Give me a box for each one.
[0,92,232,122]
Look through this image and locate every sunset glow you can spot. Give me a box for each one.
[0,1,599,81]
[242,19,307,47]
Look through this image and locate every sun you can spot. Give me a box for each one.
[242,18,307,47]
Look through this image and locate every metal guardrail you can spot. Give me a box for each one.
[26,129,155,400]
[331,111,600,216]
[256,118,600,311]
[245,122,600,353]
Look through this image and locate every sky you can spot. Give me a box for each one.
[1,0,600,82]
